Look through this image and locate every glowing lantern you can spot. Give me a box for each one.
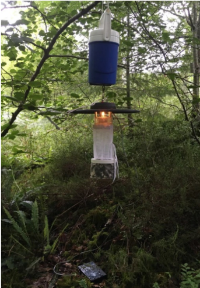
[70,102,139,180]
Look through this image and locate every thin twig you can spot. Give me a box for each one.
[172,79,189,121]
[45,116,61,130]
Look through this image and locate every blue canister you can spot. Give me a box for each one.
[89,8,120,86]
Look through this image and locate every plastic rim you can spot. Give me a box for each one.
[69,102,140,114]
[89,29,120,44]
[91,102,116,110]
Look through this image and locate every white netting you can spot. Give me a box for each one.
[93,124,113,159]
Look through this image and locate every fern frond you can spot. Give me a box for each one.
[4,207,31,247]
[31,200,39,234]
[44,216,49,246]
[15,210,27,233]
[50,223,69,254]
[11,235,33,255]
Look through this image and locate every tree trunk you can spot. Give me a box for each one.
[126,8,133,131]
[192,2,200,117]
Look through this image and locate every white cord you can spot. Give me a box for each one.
[112,143,119,183]
[102,1,110,13]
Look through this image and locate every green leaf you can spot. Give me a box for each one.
[166,72,177,80]
[21,36,34,43]
[162,31,170,42]
[14,92,24,100]
[134,119,143,123]
[138,47,147,54]
[5,27,14,32]
[110,2,122,8]
[23,104,37,111]
[10,36,34,44]
[1,62,6,67]
[2,219,12,224]
[20,201,33,209]
[1,123,17,130]
[6,258,15,270]
[2,96,20,102]
[13,19,29,26]
[6,129,22,140]
[3,207,31,247]
[39,30,46,36]
[10,36,24,44]
[29,94,44,100]
[70,93,80,98]
[1,20,9,26]
[28,81,42,88]
[192,98,200,104]
[31,201,39,234]
[79,279,88,288]
[19,45,26,52]
[15,210,27,230]
[106,91,117,99]
[70,9,77,16]
[26,258,41,271]
[12,149,27,155]
[123,40,133,47]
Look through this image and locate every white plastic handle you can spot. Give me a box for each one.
[99,8,111,41]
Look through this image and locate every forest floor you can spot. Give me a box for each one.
[2,121,200,288]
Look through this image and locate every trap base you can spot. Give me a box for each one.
[90,159,115,179]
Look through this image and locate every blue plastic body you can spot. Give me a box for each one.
[89,41,119,86]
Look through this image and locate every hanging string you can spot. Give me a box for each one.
[102,1,110,13]
[102,85,105,102]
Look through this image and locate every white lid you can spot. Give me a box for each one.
[89,8,120,44]
[89,29,119,44]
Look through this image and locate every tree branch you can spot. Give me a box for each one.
[1,1,100,138]
[1,5,31,11]
[31,4,58,32]
[172,79,189,121]
[48,54,126,69]
[49,54,88,60]
[190,121,200,145]
[28,41,46,51]
[160,7,185,19]
[45,116,60,130]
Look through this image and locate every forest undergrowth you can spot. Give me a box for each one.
[1,118,200,288]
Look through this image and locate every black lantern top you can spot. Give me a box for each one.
[70,102,140,114]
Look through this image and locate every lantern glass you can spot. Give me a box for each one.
[95,111,112,125]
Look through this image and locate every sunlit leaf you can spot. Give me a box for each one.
[28,81,42,88]
[2,96,20,102]
[12,19,29,26]
[30,94,44,100]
